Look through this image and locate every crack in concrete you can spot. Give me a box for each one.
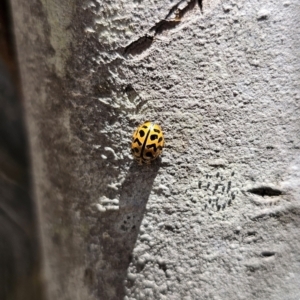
[247,186,283,197]
[123,0,201,57]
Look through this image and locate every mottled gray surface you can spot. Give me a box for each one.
[10,0,300,299]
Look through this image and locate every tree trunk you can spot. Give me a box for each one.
[10,0,300,299]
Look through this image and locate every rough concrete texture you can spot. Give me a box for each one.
[10,0,300,299]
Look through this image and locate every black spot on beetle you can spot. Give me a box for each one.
[133,138,142,146]
[133,147,139,153]
[146,144,157,152]
[158,137,163,143]
[145,152,154,158]
[153,129,160,133]
[139,130,145,137]
[150,134,158,141]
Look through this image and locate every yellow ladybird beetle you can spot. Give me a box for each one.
[131,121,165,164]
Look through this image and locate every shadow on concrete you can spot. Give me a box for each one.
[87,160,161,300]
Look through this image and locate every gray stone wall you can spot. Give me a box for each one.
[10,0,300,299]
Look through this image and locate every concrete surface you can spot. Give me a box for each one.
[10,0,300,299]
